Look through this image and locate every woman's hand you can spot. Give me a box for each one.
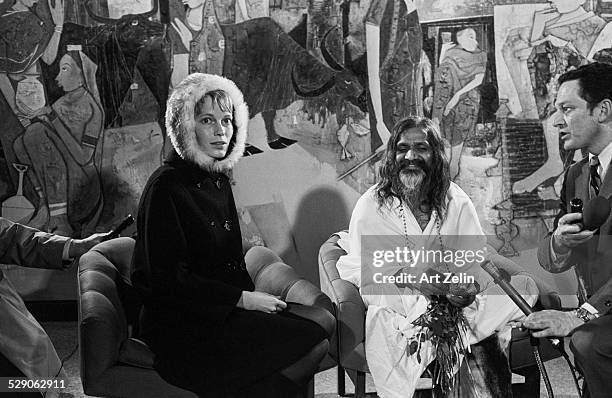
[238,291,287,314]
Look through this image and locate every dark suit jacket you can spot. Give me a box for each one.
[0,217,69,278]
[538,157,612,314]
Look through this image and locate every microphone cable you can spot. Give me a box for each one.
[481,260,585,397]
[531,336,554,398]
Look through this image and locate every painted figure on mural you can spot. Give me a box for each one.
[0,0,65,225]
[169,0,296,153]
[365,0,424,152]
[506,0,612,194]
[0,0,64,136]
[0,0,63,73]
[11,49,104,237]
[432,28,486,181]
[335,0,426,182]
[169,0,271,87]
[170,0,226,88]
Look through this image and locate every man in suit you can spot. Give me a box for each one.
[523,62,612,398]
[0,218,107,397]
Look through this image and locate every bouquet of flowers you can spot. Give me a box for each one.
[406,277,477,393]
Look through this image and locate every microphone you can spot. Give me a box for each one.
[102,214,135,242]
[582,196,611,230]
[481,260,560,347]
[481,261,534,315]
[569,198,583,214]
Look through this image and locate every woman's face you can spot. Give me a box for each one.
[194,96,234,159]
[56,54,83,92]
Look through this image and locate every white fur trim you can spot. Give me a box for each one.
[166,73,248,174]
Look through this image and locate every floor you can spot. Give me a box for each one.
[44,322,582,397]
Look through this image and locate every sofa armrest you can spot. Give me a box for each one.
[318,233,367,360]
[78,251,127,388]
[331,278,366,360]
[285,303,336,338]
[90,237,136,280]
[247,248,335,319]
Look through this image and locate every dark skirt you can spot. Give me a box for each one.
[143,306,327,397]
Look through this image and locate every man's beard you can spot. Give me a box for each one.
[392,159,429,206]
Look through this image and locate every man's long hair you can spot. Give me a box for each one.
[375,116,450,219]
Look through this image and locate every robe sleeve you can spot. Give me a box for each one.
[337,191,376,288]
[139,180,243,310]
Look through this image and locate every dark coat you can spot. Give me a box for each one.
[538,157,612,314]
[131,74,325,396]
[131,152,252,322]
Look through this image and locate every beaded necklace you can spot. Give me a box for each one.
[398,202,445,260]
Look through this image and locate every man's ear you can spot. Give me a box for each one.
[597,98,612,122]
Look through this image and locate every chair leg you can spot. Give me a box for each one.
[582,381,590,398]
[346,369,367,398]
[354,371,366,398]
[305,378,314,398]
[338,365,347,396]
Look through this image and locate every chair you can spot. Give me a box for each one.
[78,238,336,397]
[318,232,562,398]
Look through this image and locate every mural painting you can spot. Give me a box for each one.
[500,0,611,196]
[415,0,495,23]
[429,22,491,182]
[2,0,608,296]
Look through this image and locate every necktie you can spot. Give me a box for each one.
[590,156,601,196]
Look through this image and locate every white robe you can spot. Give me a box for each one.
[337,183,538,398]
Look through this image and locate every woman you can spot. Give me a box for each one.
[131,73,328,397]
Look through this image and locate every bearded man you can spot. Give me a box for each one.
[336,116,540,398]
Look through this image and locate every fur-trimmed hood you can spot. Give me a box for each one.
[166,73,248,174]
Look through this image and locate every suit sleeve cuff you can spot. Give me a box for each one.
[581,303,600,317]
[62,239,74,265]
[550,237,570,264]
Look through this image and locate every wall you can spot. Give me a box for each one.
[2,0,603,304]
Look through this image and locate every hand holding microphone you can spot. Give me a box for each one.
[553,196,610,254]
